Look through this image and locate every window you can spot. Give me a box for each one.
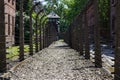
[8,14,10,35]
[8,0,10,2]
[12,16,15,35]
[12,0,14,5]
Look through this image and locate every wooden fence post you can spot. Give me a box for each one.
[0,0,7,73]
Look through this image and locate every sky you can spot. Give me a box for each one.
[37,0,47,5]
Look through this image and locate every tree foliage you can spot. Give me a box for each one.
[43,0,110,32]
[15,0,110,40]
[15,0,32,45]
[43,0,89,32]
[99,0,110,28]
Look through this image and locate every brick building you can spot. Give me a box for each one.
[0,0,16,47]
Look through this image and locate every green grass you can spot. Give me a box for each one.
[59,39,64,42]
[6,45,30,60]
[24,45,30,53]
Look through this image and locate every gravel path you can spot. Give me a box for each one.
[10,41,113,80]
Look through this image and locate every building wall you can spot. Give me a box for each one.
[4,0,16,47]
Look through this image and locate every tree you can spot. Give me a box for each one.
[15,0,32,45]
[99,0,110,39]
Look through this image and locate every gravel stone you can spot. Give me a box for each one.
[10,41,113,80]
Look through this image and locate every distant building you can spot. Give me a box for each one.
[2,0,16,47]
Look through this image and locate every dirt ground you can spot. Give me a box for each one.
[10,41,113,80]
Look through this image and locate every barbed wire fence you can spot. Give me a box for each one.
[64,0,120,80]
[0,0,59,80]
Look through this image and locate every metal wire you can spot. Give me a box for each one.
[64,0,117,79]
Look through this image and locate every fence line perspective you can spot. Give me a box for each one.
[64,0,120,80]
[0,0,120,80]
[0,1,59,79]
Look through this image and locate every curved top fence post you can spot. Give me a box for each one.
[0,0,6,73]
[29,2,42,55]
[93,0,102,68]
[19,0,24,61]
[42,18,48,48]
[35,9,44,52]
[39,14,46,50]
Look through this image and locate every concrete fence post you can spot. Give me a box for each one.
[114,0,120,80]
[19,0,24,61]
[0,0,7,73]
[93,0,102,68]
[84,10,90,59]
